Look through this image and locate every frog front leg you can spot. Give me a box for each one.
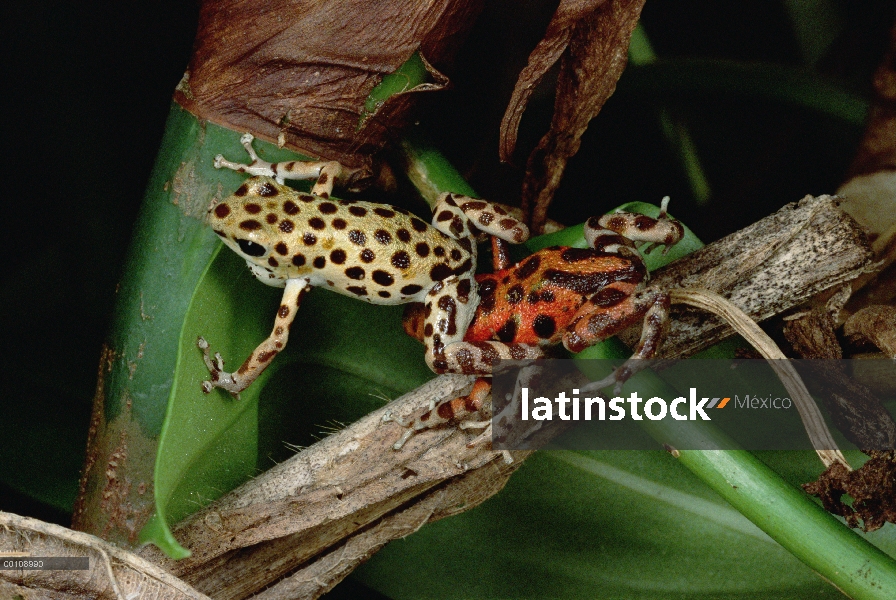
[214,133,344,198]
[563,201,680,391]
[386,196,532,446]
[198,278,310,395]
[574,289,672,394]
[431,193,529,244]
[563,283,672,394]
[588,196,684,254]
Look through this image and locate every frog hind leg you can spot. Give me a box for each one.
[386,378,493,450]
[214,133,343,197]
[563,287,671,392]
[408,332,540,449]
[198,277,310,395]
[422,272,542,375]
[410,273,540,450]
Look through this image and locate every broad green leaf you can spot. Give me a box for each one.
[782,0,844,66]
[352,450,853,599]
[143,250,436,555]
[629,24,712,204]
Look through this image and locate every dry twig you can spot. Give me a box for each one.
[671,288,849,469]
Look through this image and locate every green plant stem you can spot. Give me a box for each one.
[677,449,896,599]
[398,131,479,207]
[587,337,896,599]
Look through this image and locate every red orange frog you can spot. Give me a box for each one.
[390,198,683,448]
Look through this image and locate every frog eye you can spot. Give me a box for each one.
[236,239,267,257]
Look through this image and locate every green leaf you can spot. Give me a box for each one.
[93,105,325,556]
[143,251,436,554]
[782,0,844,66]
[629,25,712,204]
[139,247,268,557]
[619,59,868,126]
[352,449,857,599]
[359,51,431,129]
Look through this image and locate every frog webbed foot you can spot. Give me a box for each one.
[196,336,241,398]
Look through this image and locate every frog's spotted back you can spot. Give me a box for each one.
[468,247,647,347]
[208,176,473,303]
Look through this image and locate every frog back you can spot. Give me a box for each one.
[208,177,474,304]
[468,246,647,345]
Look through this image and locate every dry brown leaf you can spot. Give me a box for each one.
[498,0,609,162]
[846,18,896,180]
[804,450,896,532]
[671,288,848,469]
[499,0,645,233]
[1,511,209,600]
[176,0,484,168]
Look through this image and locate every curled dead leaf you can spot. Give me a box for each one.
[499,0,645,233]
[804,450,896,532]
[1,511,209,600]
[671,288,848,470]
[498,0,611,163]
[838,19,896,265]
[176,0,483,168]
[846,19,896,178]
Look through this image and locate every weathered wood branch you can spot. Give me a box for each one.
[619,194,873,356]
[138,194,872,599]
[139,375,530,599]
